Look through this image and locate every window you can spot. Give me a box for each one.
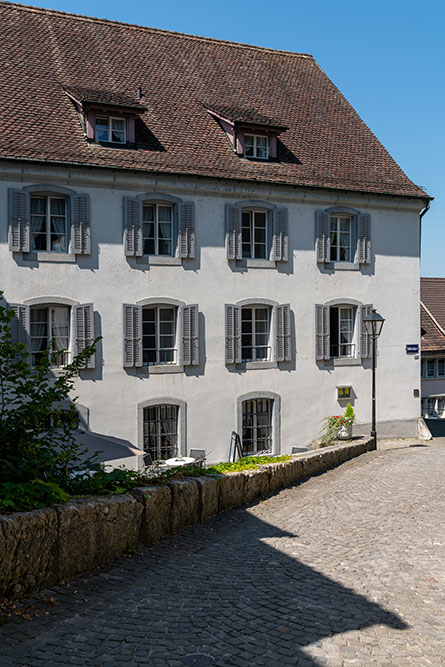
[95,116,126,143]
[241,307,271,361]
[142,204,173,256]
[316,302,371,362]
[421,357,445,378]
[244,134,269,159]
[30,305,70,367]
[9,188,91,256]
[225,203,288,263]
[123,196,195,260]
[242,398,273,455]
[10,302,95,369]
[330,306,355,358]
[316,208,371,266]
[143,404,179,460]
[124,301,199,369]
[330,215,352,262]
[30,196,67,252]
[242,210,268,259]
[142,306,177,366]
[226,302,290,365]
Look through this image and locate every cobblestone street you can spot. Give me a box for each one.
[1,439,444,666]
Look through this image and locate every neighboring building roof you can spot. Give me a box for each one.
[0,2,429,199]
[421,278,445,353]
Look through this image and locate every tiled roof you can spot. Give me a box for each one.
[421,278,445,353]
[0,2,429,198]
[64,86,147,111]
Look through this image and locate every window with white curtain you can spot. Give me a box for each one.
[142,203,174,256]
[30,196,67,252]
[30,305,70,367]
[330,215,352,262]
[142,306,177,365]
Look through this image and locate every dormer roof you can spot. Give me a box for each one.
[64,86,147,112]
[206,104,288,132]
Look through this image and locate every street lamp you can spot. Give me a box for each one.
[363,309,385,450]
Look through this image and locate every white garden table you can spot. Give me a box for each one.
[165,456,196,467]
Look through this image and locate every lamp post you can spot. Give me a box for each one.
[363,309,385,450]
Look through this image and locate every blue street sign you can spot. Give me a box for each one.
[406,344,419,354]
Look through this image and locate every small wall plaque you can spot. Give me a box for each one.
[337,386,351,400]
[406,344,419,355]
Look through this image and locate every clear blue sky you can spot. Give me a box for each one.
[14,0,445,276]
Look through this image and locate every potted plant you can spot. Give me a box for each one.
[320,404,355,446]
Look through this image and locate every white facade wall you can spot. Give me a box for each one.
[1,163,424,462]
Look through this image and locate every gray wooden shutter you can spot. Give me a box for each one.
[8,189,30,252]
[275,304,291,361]
[315,211,330,263]
[273,208,288,262]
[315,304,330,360]
[9,303,30,349]
[123,304,142,367]
[178,202,195,259]
[358,214,371,264]
[74,303,95,369]
[225,205,242,260]
[73,194,91,254]
[360,304,373,358]
[182,304,199,365]
[123,198,142,256]
[225,304,241,363]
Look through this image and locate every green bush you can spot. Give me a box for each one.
[0,480,69,512]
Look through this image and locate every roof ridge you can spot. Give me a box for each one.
[1,2,314,59]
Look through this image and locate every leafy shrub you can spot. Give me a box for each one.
[0,480,69,512]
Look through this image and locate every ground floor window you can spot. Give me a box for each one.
[242,398,273,455]
[143,404,179,460]
[422,396,445,419]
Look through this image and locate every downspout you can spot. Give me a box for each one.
[419,198,430,261]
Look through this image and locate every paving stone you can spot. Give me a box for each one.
[0,438,444,665]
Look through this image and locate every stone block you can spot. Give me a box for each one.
[267,463,289,493]
[131,485,172,544]
[282,458,305,486]
[195,476,219,522]
[0,508,58,598]
[217,473,245,512]
[242,468,270,504]
[169,479,199,533]
[56,494,142,579]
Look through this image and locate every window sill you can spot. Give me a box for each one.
[22,252,77,263]
[323,262,360,271]
[237,361,278,370]
[325,357,362,367]
[135,255,182,266]
[137,364,184,375]
[236,259,276,269]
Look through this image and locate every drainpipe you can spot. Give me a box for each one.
[419,198,431,260]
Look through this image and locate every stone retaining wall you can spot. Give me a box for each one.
[0,438,373,599]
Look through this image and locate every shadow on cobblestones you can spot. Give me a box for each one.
[0,506,407,666]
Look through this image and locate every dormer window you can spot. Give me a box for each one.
[206,105,288,162]
[64,86,147,149]
[95,116,126,144]
[244,134,269,160]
